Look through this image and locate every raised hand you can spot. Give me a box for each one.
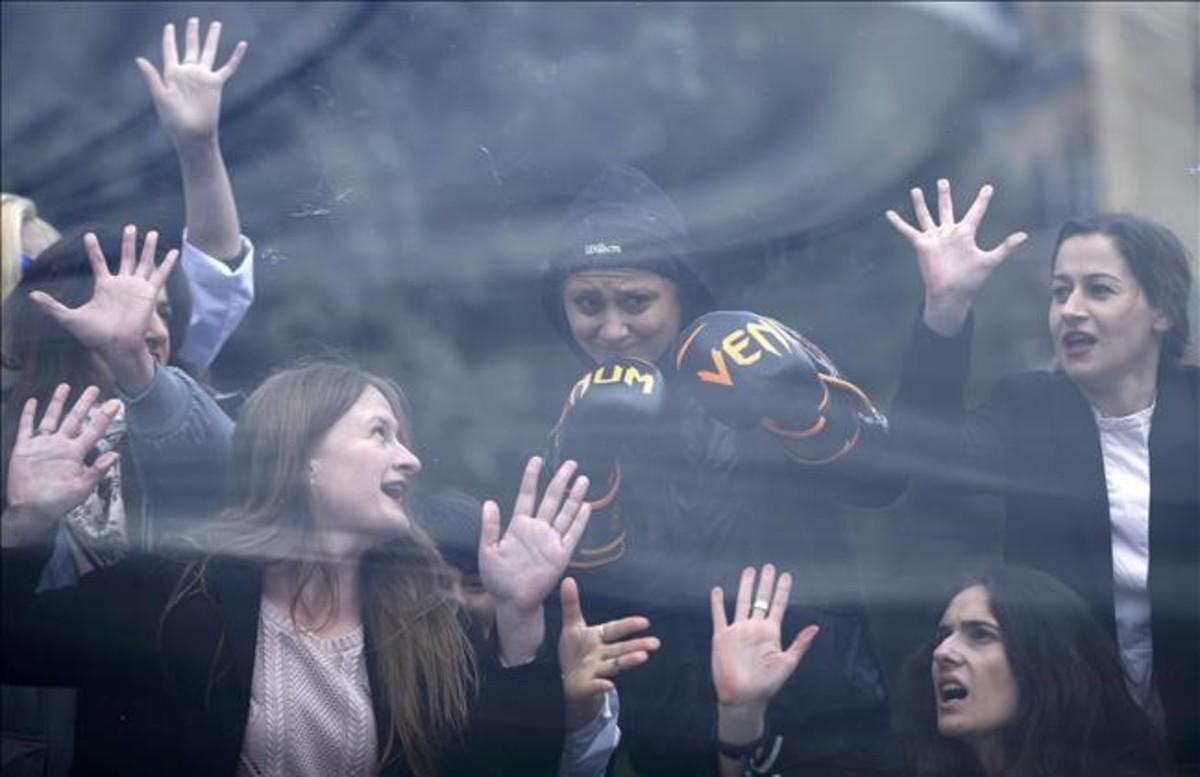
[28,226,178,394]
[886,179,1027,336]
[479,457,591,611]
[711,565,818,712]
[559,576,659,727]
[4,385,121,538]
[136,18,247,149]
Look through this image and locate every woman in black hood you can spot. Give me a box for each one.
[539,165,901,776]
[541,164,715,366]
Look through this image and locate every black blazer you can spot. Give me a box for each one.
[892,318,1200,770]
[1,544,565,776]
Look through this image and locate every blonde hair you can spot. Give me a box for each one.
[2,193,61,363]
[1,192,61,303]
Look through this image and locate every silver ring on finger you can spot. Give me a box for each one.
[751,600,770,616]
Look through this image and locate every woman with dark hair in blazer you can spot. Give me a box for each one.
[2,229,589,776]
[886,181,1198,772]
[712,564,1170,777]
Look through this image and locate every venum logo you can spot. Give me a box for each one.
[584,242,622,256]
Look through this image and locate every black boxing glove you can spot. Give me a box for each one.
[672,311,824,430]
[672,311,886,465]
[549,357,665,568]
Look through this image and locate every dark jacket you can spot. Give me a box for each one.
[542,165,900,776]
[891,317,1200,770]
[1,365,234,777]
[572,380,897,777]
[1,543,565,777]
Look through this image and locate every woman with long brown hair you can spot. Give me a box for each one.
[2,228,589,776]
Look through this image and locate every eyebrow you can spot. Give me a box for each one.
[1052,272,1122,283]
[938,618,1000,630]
[961,619,1000,630]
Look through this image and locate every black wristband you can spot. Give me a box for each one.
[716,732,765,761]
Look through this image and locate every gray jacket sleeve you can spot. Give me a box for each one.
[119,364,233,548]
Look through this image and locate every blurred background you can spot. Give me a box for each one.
[4,0,1197,704]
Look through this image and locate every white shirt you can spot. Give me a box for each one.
[559,688,620,777]
[1094,401,1165,730]
[178,231,256,371]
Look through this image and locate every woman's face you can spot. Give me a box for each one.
[563,269,683,364]
[931,585,1019,758]
[447,566,497,633]
[147,286,172,366]
[1049,234,1170,392]
[307,386,422,544]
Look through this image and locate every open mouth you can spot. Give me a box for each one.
[381,482,409,502]
[1061,331,1097,356]
[938,681,968,703]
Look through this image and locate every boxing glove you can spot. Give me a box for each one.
[672,310,886,465]
[550,357,665,567]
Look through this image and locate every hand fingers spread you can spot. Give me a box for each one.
[885,210,921,242]
[27,291,73,326]
[136,231,159,279]
[119,225,137,276]
[560,577,585,628]
[537,459,578,523]
[787,624,821,662]
[479,500,501,549]
[910,187,935,231]
[710,586,728,632]
[149,248,180,290]
[734,566,756,621]
[960,184,994,231]
[600,635,660,660]
[552,473,589,534]
[751,564,776,618]
[936,179,954,226]
[38,384,70,435]
[594,654,622,678]
[135,58,166,98]
[200,20,221,68]
[184,17,201,62]
[984,231,1028,264]
[511,456,543,519]
[89,451,121,481]
[597,615,651,643]
[84,232,112,280]
[16,397,38,443]
[59,385,101,438]
[216,40,248,81]
[769,572,792,625]
[561,501,591,555]
[76,399,122,452]
[595,651,648,678]
[162,22,179,68]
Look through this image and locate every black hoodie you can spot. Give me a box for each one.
[538,166,896,775]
